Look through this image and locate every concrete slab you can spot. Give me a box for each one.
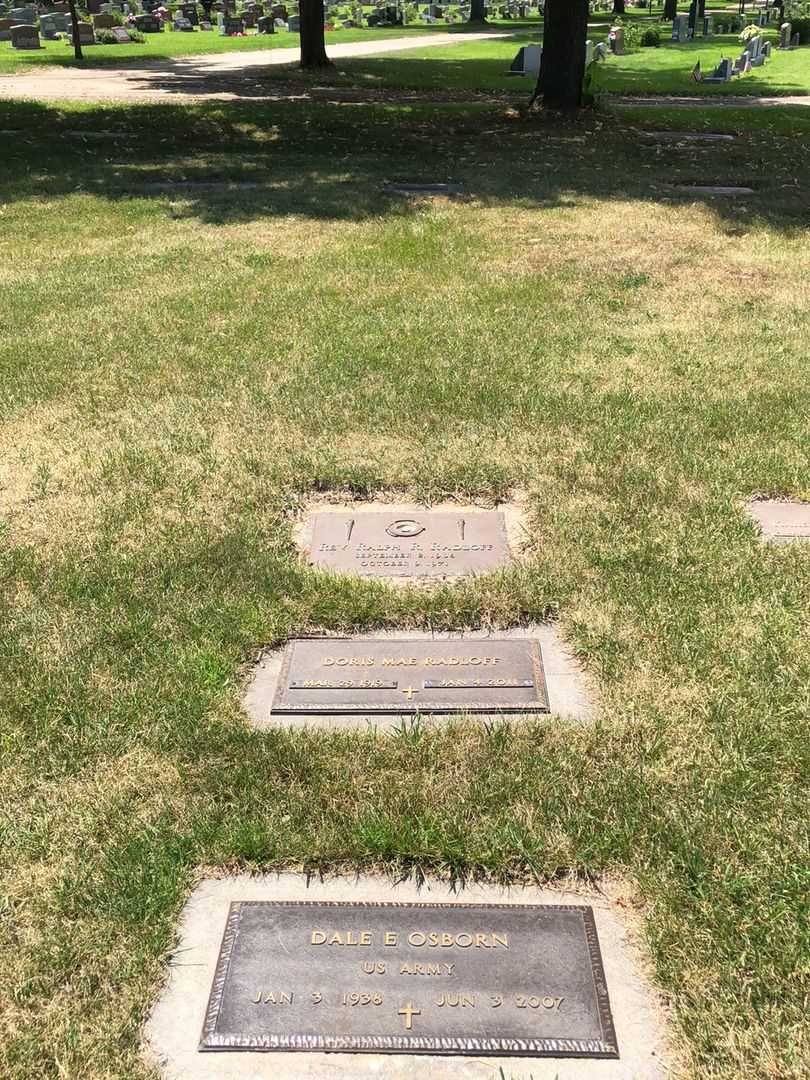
[144,874,672,1080]
[243,625,596,731]
[745,499,810,543]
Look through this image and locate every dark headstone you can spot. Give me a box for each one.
[132,12,161,30]
[270,637,549,718]
[257,13,273,31]
[305,509,509,578]
[200,900,618,1057]
[10,22,41,47]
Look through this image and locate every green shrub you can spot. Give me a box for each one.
[127,28,145,42]
[94,28,119,43]
[640,26,660,47]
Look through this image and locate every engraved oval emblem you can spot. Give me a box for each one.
[385,519,425,538]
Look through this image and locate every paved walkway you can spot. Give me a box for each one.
[0,31,512,103]
[610,94,810,108]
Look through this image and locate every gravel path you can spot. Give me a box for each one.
[610,94,810,108]
[0,31,512,103]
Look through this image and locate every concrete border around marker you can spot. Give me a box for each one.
[292,499,530,585]
[143,873,673,1080]
[243,625,596,730]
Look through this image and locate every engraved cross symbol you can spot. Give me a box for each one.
[398,1001,421,1030]
[401,685,419,700]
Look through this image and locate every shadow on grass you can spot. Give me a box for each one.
[0,96,808,231]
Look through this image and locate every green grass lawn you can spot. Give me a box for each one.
[1,96,809,1080]
[0,24,440,74]
[256,30,810,97]
[0,19,542,76]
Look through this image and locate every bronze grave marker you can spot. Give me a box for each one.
[304,510,511,578]
[271,637,549,717]
[200,900,619,1057]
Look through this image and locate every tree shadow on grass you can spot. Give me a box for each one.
[0,97,808,232]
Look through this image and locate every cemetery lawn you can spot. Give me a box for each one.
[258,32,810,98]
[1,96,810,1080]
[0,23,459,75]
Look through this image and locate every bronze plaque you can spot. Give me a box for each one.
[272,638,548,716]
[305,510,511,578]
[200,901,619,1057]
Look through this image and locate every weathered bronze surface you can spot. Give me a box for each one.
[271,638,549,716]
[200,901,619,1057]
[305,510,511,578]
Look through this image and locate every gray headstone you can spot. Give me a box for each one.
[10,22,40,47]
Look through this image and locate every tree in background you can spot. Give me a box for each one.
[67,0,83,61]
[300,0,330,67]
[532,0,589,109]
[613,0,626,14]
[468,0,487,24]
[664,0,678,19]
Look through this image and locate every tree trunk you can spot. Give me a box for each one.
[697,0,705,17]
[300,0,330,67]
[687,0,697,29]
[468,0,487,24]
[67,0,83,61]
[613,0,625,14]
[664,0,677,19]
[534,0,589,109]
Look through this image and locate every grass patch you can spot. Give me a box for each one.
[0,97,809,1080]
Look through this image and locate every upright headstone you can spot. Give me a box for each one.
[9,5,35,21]
[257,13,273,31]
[93,13,116,28]
[779,21,791,48]
[76,20,96,42]
[702,15,713,37]
[286,12,299,30]
[584,38,593,66]
[0,18,14,39]
[133,11,161,29]
[672,13,688,42]
[38,11,65,36]
[609,25,625,55]
[10,20,39,46]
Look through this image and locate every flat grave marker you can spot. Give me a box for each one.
[200,900,618,1057]
[302,507,512,579]
[672,185,755,197]
[384,182,464,197]
[145,874,671,1079]
[745,500,810,544]
[269,637,549,718]
[244,627,595,730]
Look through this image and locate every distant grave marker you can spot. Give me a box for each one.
[746,500,810,544]
[384,182,464,197]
